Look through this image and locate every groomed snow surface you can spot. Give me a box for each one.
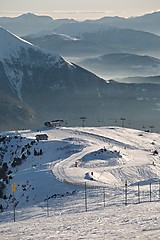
[0,126,160,239]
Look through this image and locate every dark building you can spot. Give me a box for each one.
[35,134,48,141]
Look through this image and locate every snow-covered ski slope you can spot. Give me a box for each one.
[0,126,160,239]
[1,126,160,205]
[51,127,160,187]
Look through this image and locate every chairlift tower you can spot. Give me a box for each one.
[80,116,86,127]
[120,117,126,127]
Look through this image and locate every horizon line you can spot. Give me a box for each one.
[0,10,159,20]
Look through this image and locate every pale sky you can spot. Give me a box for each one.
[0,0,160,20]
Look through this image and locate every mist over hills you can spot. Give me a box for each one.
[19,12,160,82]
[78,53,160,79]
[2,12,160,81]
[119,75,160,84]
[81,28,160,56]
[24,28,160,60]
[24,27,160,81]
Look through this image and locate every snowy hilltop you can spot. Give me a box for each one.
[0,126,160,239]
[0,126,160,208]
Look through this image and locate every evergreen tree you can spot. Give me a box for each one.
[39,149,43,155]
[34,149,37,156]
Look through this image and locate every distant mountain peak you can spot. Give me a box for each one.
[21,12,36,17]
[16,12,54,21]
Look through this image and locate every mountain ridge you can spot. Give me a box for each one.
[0,11,160,36]
[24,27,160,60]
[78,53,160,79]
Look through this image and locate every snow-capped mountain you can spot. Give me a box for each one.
[0,26,62,63]
[0,26,66,100]
[0,27,108,130]
[1,27,160,132]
